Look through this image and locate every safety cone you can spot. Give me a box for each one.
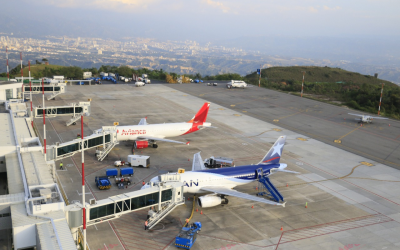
[196,208,198,212]
[389,124,391,127]
[256,187,258,190]
[361,124,363,126]
[188,159,190,161]
[251,205,254,209]
[188,197,190,201]
[305,202,308,208]
[280,226,283,231]
[200,210,203,215]
[286,183,288,187]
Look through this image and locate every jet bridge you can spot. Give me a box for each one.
[33,101,91,126]
[24,83,66,100]
[66,179,185,231]
[46,126,119,162]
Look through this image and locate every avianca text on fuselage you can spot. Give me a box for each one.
[118,129,147,136]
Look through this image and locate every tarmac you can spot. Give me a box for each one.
[32,83,400,250]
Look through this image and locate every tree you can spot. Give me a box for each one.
[42,58,48,62]
[194,73,202,79]
[35,60,42,65]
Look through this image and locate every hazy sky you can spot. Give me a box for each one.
[3,0,400,40]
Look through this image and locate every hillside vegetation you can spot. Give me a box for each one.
[245,66,400,119]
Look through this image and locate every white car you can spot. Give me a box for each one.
[213,83,218,86]
[135,81,145,87]
[227,80,247,89]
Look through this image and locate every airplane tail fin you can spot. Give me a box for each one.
[187,102,210,124]
[258,136,286,165]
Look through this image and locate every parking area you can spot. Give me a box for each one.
[32,83,400,250]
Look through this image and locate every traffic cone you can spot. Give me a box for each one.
[389,124,391,127]
[251,205,254,209]
[280,226,283,231]
[200,210,203,215]
[256,187,258,190]
[305,202,308,208]
[196,208,198,212]
[286,183,288,187]
[188,197,190,201]
[188,159,190,161]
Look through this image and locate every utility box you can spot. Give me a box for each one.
[83,72,92,79]
[127,155,150,168]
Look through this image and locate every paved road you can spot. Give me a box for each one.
[168,82,400,170]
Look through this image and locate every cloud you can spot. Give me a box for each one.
[308,6,318,13]
[323,6,341,11]
[203,0,230,13]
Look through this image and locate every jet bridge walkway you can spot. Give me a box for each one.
[46,126,118,162]
[33,101,91,126]
[24,83,66,100]
[66,178,185,231]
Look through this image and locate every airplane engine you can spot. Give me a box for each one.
[197,195,229,208]
[134,141,148,149]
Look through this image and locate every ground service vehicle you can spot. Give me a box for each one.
[227,80,247,89]
[95,176,111,190]
[204,156,234,168]
[135,81,145,87]
[114,160,126,167]
[120,167,134,177]
[175,222,202,249]
[127,155,150,168]
[115,177,131,188]
[106,168,118,177]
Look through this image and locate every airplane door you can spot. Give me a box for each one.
[255,168,263,179]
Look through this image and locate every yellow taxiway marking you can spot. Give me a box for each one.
[334,139,342,144]
[243,110,247,112]
[233,114,242,117]
[273,119,279,122]
[360,161,374,167]
[273,128,281,132]
[297,137,307,141]
[230,104,236,107]
[218,108,224,110]
[337,126,362,141]
[183,94,188,96]
[277,111,304,120]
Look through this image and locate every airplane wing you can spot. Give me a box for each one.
[192,152,206,171]
[137,135,189,145]
[348,113,364,117]
[370,116,388,120]
[138,118,148,125]
[200,186,285,207]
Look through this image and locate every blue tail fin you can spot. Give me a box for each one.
[258,136,286,165]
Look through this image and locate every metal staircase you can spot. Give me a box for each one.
[256,168,284,202]
[96,141,119,161]
[66,112,85,126]
[47,91,62,100]
[147,200,185,230]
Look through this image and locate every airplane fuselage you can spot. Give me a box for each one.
[116,122,210,141]
[148,163,283,193]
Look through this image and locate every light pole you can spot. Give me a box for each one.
[378,83,384,116]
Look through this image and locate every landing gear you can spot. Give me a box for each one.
[153,144,158,148]
[221,195,229,205]
[72,122,76,125]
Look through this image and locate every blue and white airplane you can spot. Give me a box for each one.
[142,136,297,208]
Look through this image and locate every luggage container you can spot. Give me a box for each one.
[120,167,134,177]
[106,168,118,177]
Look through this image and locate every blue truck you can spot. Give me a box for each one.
[175,222,202,249]
[106,168,118,178]
[95,176,111,190]
[120,167,134,177]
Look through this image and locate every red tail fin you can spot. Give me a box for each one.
[187,102,210,124]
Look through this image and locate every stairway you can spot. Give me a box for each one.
[258,176,284,202]
[66,112,85,126]
[96,141,119,161]
[47,91,62,100]
[147,200,184,230]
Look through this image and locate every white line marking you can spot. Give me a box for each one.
[70,178,73,183]
[76,190,92,195]
[103,243,109,250]
[94,224,98,230]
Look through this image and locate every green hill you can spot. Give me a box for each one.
[246,66,393,85]
[21,64,66,77]
[245,66,400,119]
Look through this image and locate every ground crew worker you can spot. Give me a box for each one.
[144,220,148,230]
[77,134,81,139]
[142,181,145,186]
[185,219,189,225]
[59,161,63,170]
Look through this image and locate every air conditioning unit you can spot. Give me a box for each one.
[89,199,96,205]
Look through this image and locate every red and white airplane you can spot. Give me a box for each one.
[116,102,213,149]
